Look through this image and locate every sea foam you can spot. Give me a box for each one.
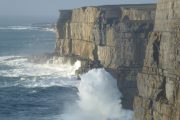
[62,69,133,120]
[0,25,55,32]
[0,56,81,88]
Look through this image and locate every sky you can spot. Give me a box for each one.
[0,0,157,22]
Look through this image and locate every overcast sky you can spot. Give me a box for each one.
[0,0,157,17]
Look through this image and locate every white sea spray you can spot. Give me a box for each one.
[62,69,133,120]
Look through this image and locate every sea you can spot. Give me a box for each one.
[0,17,133,120]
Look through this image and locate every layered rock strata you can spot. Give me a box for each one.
[134,0,180,119]
[55,4,156,109]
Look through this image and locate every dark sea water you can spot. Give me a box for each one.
[0,19,133,120]
[0,21,79,120]
[0,24,55,56]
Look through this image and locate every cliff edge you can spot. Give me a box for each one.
[55,4,156,109]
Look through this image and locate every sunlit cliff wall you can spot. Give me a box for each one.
[134,0,180,119]
[55,4,156,109]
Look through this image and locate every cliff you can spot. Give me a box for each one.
[134,0,180,119]
[55,4,156,109]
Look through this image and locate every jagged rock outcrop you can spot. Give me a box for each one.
[55,4,156,109]
[134,0,180,119]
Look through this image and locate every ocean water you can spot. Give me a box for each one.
[0,20,133,120]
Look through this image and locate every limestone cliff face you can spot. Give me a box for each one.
[134,0,180,119]
[55,4,156,109]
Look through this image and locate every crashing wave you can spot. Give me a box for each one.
[61,69,133,120]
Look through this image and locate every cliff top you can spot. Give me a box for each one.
[59,3,156,11]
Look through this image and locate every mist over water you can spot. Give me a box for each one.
[62,69,133,120]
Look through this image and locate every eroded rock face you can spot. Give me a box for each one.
[55,4,156,109]
[134,0,180,119]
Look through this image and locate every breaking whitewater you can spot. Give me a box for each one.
[0,23,133,120]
